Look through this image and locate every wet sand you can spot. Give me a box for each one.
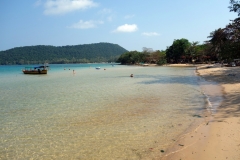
[162,64,240,160]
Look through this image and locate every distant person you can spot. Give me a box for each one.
[130,74,133,77]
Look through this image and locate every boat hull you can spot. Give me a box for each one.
[22,70,47,74]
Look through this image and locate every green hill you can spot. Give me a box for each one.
[0,43,128,65]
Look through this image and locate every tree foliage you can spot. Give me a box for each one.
[117,49,166,65]
[166,38,191,63]
[229,0,240,16]
[164,1,240,64]
[0,43,128,65]
[208,0,240,61]
[205,1,240,62]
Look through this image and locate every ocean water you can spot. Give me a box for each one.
[0,64,222,159]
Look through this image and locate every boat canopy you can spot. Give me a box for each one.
[34,65,49,69]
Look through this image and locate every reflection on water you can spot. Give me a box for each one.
[0,65,220,159]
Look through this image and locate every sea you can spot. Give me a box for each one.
[0,63,223,160]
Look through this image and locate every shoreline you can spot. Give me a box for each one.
[161,65,240,160]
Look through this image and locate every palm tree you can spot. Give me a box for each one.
[223,17,240,59]
[185,41,199,63]
[207,28,228,61]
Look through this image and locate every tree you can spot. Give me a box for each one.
[207,28,228,60]
[185,41,199,63]
[166,38,190,63]
[156,50,167,65]
[201,1,240,62]
[117,51,143,64]
[117,50,166,65]
[223,17,240,59]
[229,0,240,16]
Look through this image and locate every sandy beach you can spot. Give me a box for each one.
[162,64,240,160]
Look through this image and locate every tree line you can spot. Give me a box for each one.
[118,0,240,65]
[117,48,166,65]
[0,43,128,65]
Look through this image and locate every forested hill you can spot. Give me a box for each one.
[0,43,128,65]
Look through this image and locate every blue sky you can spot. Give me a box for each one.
[0,0,238,52]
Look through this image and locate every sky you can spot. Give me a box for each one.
[0,0,238,52]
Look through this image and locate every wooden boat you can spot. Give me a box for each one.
[22,64,49,74]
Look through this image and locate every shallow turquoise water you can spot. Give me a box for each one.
[0,64,218,159]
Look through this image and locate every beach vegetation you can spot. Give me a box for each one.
[204,0,240,62]
[164,39,213,64]
[162,0,240,64]
[166,38,191,63]
[117,49,166,65]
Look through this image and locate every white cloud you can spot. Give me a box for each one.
[142,32,160,36]
[124,14,135,19]
[113,24,138,33]
[34,0,42,7]
[44,0,98,15]
[98,8,112,14]
[68,20,103,29]
[98,8,114,22]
